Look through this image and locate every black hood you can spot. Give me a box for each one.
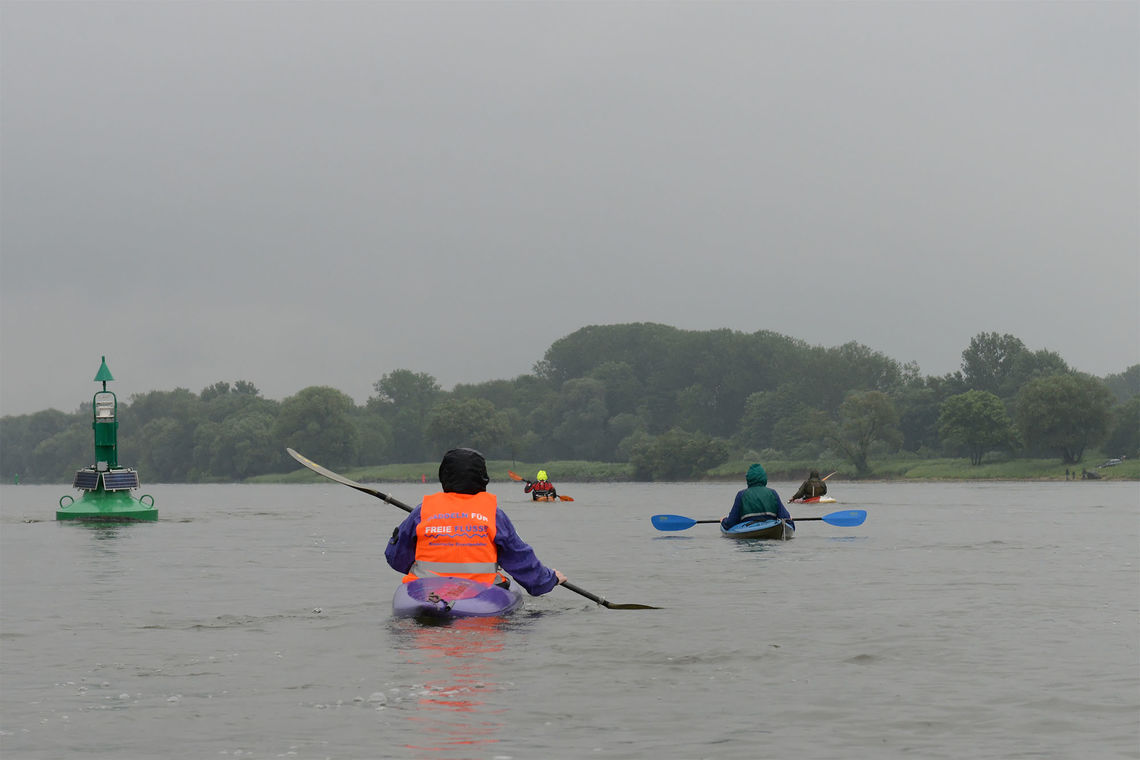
[438,448,490,494]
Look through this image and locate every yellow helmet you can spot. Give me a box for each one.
[537,470,548,481]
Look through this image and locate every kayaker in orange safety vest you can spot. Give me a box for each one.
[523,470,558,501]
[384,448,567,594]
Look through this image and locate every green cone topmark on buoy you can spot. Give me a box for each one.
[56,357,157,522]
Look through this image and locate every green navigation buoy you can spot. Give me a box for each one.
[56,357,157,522]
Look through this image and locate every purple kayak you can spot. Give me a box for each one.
[392,576,523,620]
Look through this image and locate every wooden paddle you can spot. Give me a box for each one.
[286,449,652,610]
[507,469,574,501]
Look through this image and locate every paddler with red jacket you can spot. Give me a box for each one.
[524,470,558,501]
[384,447,567,594]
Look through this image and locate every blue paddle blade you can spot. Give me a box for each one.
[650,514,698,531]
[821,509,867,527]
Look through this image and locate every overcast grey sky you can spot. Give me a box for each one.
[1,1,1136,416]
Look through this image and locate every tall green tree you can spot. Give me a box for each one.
[894,383,945,453]
[368,370,441,462]
[772,407,828,458]
[537,323,683,385]
[0,408,84,481]
[352,406,393,465]
[785,342,903,418]
[193,411,281,479]
[425,398,510,455]
[191,382,280,478]
[959,332,1028,396]
[1103,397,1140,459]
[588,361,643,417]
[1006,350,1069,395]
[121,388,202,481]
[937,390,1017,465]
[738,386,802,452]
[1103,365,1140,403]
[198,381,275,422]
[824,391,903,477]
[199,381,234,402]
[1014,373,1113,464]
[274,386,359,468]
[607,411,648,461]
[674,383,717,435]
[550,378,609,459]
[628,428,730,481]
[134,417,194,481]
[31,425,90,481]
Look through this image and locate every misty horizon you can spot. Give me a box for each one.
[3,2,1136,417]
[4,322,1133,417]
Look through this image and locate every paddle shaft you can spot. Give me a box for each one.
[287,448,413,512]
[651,508,866,531]
[562,581,660,610]
[684,517,821,524]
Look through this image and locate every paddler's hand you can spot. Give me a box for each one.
[553,569,567,585]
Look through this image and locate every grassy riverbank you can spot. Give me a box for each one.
[712,455,1139,482]
[254,454,1139,485]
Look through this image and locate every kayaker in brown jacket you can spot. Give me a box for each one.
[789,470,828,502]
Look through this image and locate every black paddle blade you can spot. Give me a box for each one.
[603,601,662,610]
[562,581,660,610]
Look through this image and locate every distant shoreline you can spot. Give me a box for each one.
[9,457,1135,486]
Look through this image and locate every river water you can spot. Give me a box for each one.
[1,479,1137,760]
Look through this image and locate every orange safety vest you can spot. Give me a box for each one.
[403,492,502,584]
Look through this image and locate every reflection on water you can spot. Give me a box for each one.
[69,521,128,540]
[389,616,514,759]
[732,540,781,553]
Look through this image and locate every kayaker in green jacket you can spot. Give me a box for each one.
[721,463,794,530]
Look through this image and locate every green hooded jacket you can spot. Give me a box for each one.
[740,463,782,518]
